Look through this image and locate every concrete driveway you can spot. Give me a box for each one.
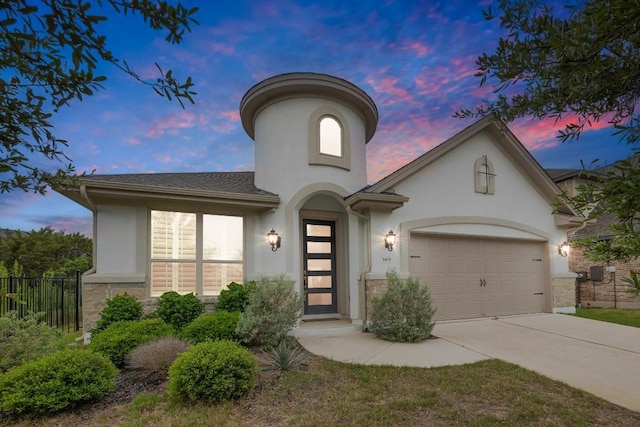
[435,314,640,412]
[298,313,640,412]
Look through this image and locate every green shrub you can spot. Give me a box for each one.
[168,340,257,403]
[0,311,65,373]
[180,311,240,343]
[92,293,143,334]
[156,291,204,331]
[369,270,436,343]
[236,275,304,348]
[216,281,254,312]
[127,337,190,381]
[89,318,174,367]
[0,348,117,416]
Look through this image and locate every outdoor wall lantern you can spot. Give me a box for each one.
[384,230,397,252]
[267,229,281,252]
[558,241,570,257]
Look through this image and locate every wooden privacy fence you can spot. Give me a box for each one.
[0,271,82,332]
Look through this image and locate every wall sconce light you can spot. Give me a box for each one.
[558,241,569,257]
[384,230,396,252]
[267,229,281,252]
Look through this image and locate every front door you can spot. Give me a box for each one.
[302,219,337,314]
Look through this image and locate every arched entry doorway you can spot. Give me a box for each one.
[299,194,348,317]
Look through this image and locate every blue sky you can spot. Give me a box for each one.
[1,0,636,236]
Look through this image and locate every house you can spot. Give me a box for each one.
[548,163,640,309]
[58,72,580,338]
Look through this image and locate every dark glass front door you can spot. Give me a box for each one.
[302,219,337,314]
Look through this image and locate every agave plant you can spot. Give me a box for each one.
[261,340,308,373]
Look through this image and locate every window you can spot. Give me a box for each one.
[150,211,243,297]
[319,116,342,156]
[474,155,496,195]
[308,106,351,170]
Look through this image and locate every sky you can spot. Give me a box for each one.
[1,0,636,237]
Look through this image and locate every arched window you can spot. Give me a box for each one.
[474,155,496,194]
[308,106,351,170]
[319,116,342,157]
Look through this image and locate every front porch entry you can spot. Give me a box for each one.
[302,218,337,315]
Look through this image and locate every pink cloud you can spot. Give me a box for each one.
[212,123,236,133]
[365,76,421,107]
[126,137,143,146]
[220,110,240,121]
[512,113,616,151]
[391,40,432,57]
[234,162,254,171]
[153,153,174,164]
[145,111,197,138]
[209,42,235,55]
[450,56,479,80]
[47,216,93,236]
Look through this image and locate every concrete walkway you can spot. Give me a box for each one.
[297,313,640,412]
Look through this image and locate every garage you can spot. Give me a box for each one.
[409,234,546,321]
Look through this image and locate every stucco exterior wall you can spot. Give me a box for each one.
[247,93,370,321]
[365,131,573,313]
[369,132,570,276]
[95,205,147,275]
[253,97,368,199]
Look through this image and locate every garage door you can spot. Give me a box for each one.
[409,234,545,320]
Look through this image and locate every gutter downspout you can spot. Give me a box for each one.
[346,205,371,330]
[566,218,589,308]
[80,184,97,343]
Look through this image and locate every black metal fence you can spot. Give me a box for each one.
[0,271,82,332]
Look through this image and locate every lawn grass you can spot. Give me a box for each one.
[10,355,640,427]
[572,307,640,328]
[61,330,83,346]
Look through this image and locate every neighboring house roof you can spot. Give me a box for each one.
[571,211,617,241]
[59,171,280,212]
[545,168,581,182]
[564,154,640,241]
[547,155,640,184]
[346,117,578,218]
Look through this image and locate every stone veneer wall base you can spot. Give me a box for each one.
[82,282,219,344]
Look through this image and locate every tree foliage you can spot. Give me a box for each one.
[458,0,640,262]
[456,0,640,145]
[559,157,640,263]
[0,227,91,276]
[0,1,198,193]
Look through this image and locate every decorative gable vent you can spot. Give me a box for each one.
[474,155,496,195]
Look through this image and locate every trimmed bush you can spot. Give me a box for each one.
[0,311,65,373]
[369,270,436,343]
[216,281,254,312]
[236,275,304,348]
[156,291,204,331]
[0,348,117,416]
[92,293,143,335]
[180,311,240,343]
[168,340,257,403]
[127,337,190,380]
[89,318,174,367]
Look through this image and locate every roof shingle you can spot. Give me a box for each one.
[81,171,276,197]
